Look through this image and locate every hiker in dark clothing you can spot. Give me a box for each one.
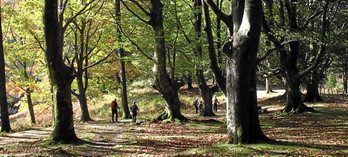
[131,101,139,123]
[192,97,199,114]
[198,101,203,112]
[111,99,119,122]
[213,96,219,112]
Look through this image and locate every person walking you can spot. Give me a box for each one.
[192,97,199,114]
[213,96,219,112]
[130,101,139,123]
[111,99,119,122]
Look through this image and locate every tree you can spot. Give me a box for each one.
[205,0,269,143]
[262,0,328,112]
[44,0,77,143]
[191,0,217,116]
[122,0,187,121]
[115,0,130,119]
[0,3,11,132]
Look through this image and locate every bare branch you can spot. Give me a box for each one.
[27,29,46,53]
[204,0,232,27]
[121,0,150,24]
[82,50,115,72]
[119,26,156,63]
[62,0,99,33]
[129,0,151,16]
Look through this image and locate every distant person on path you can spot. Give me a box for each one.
[213,96,219,112]
[131,101,139,123]
[192,97,199,114]
[198,100,203,112]
[111,99,119,122]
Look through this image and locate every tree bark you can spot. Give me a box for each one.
[116,0,131,119]
[193,0,216,117]
[44,0,77,143]
[265,77,273,94]
[225,0,268,144]
[26,91,36,124]
[203,0,226,94]
[0,5,11,132]
[76,73,92,122]
[343,73,347,94]
[150,0,186,121]
[304,71,322,102]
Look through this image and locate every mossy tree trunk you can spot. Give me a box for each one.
[304,71,322,102]
[205,0,269,144]
[44,0,77,143]
[116,0,130,119]
[193,0,216,117]
[122,0,186,122]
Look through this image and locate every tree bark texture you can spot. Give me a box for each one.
[304,71,322,102]
[225,0,268,144]
[265,77,273,94]
[0,5,11,132]
[150,0,186,121]
[26,91,36,124]
[193,0,216,117]
[116,0,130,119]
[44,0,77,143]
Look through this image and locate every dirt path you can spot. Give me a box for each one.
[0,113,227,156]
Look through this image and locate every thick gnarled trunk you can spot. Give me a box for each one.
[225,0,268,144]
[44,0,77,143]
[304,72,322,102]
[151,1,186,121]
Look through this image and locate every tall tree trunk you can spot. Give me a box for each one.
[0,5,11,132]
[343,73,347,94]
[225,0,268,144]
[75,22,92,122]
[186,74,193,89]
[204,0,226,94]
[76,74,92,122]
[26,91,36,124]
[44,0,77,143]
[216,0,223,65]
[304,71,322,102]
[151,0,186,121]
[280,42,314,113]
[265,77,273,94]
[193,0,215,117]
[116,0,130,119]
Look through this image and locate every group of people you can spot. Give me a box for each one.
[192,96,219,114]
[111,95,220,122]
[111,99,139,123]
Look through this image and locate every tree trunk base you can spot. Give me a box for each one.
[50,133,78,144]
[200,112,215,117]
[304,95,323,102]
[282,104,316,113]
[122,115,132,119]
[155,112,188,123]
[228,132,272,144]
[80,116,93,122]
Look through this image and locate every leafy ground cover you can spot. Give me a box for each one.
[0,89,347,156]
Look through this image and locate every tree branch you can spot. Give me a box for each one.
[62,0,99,33]
[204,0,232,27]
[121,0,150,24]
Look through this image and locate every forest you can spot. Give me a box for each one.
[0,0,347,156]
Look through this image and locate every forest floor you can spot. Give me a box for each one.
[1,89,348,156]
